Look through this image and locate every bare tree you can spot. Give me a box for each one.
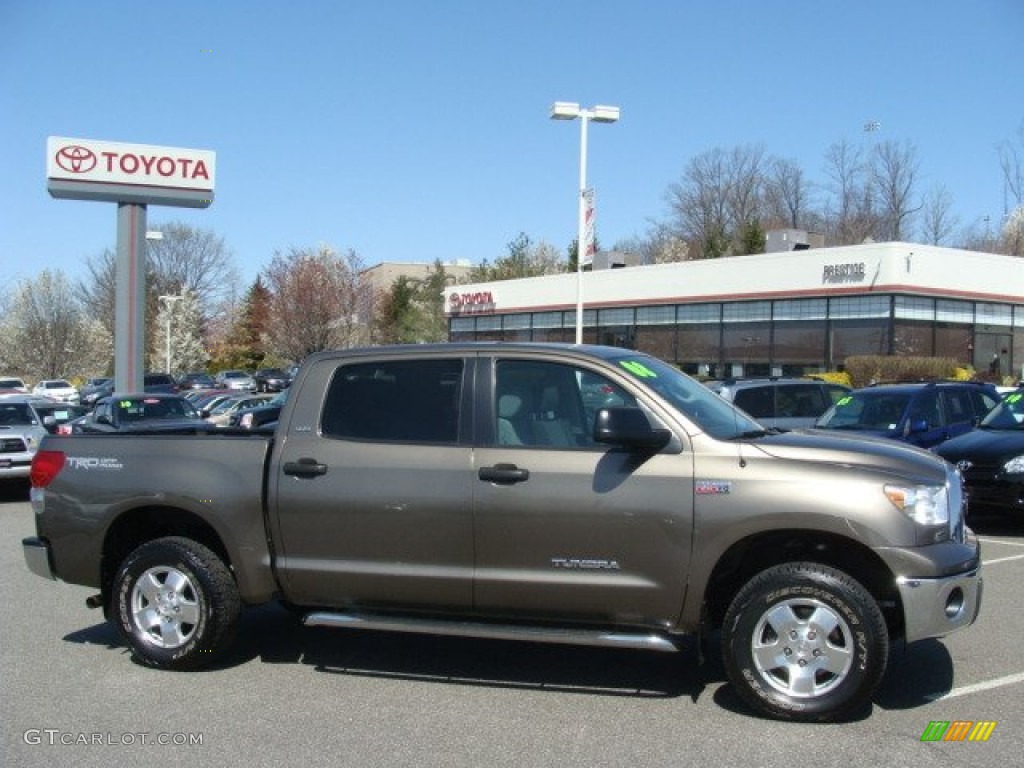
[667,144,769,258]
[145,222,239,309]
[263,245,372,362]
[822,139,877,245]
[919,183,959,245]
[76,248,117,337]
[764,157,813,229]
[998,122,1024,214]
[871,140,921,241]
[0,270,111,380]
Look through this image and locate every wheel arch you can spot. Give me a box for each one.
[100,506,233,614]
[701,529,905,640]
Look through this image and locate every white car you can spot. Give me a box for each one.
[32,379,80,404]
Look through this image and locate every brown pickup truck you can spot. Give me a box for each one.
[22,343,982,721]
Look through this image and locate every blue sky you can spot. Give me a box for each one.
[2,0,1022,292]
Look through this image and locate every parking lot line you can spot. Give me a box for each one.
[978,537,1024,547]
[983,553,1024,566]
[925,671,1024,701]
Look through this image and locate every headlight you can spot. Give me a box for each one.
[884,483,949,526]
[1003,455,1024,474]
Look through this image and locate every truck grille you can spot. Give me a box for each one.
[0,437,27,453]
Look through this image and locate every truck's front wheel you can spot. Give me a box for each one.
[722,562,888,722]
[113,537,240,670]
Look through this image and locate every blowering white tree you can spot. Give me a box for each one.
[150,288,208,376]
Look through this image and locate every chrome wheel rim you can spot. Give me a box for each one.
[131,566,201,649]
[751,597,854,698]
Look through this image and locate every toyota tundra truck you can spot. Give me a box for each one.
[21,343,982,721]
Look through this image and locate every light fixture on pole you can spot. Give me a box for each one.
[158,294,182,374]
[550,101,620,345]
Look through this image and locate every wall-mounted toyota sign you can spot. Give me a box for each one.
[47,136,215,208]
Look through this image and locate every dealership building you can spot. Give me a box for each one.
[445,240,1024,380]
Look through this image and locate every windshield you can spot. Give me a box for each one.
[979,391,1024,429]
[816,391,912,430]
[608,353,762,439]
[114,397,198,423]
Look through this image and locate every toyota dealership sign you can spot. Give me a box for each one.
[47,136,215,208]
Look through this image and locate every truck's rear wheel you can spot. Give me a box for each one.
[113,537,240,670]
[722,562,888,722]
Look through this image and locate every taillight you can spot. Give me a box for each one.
[31,450,66,488]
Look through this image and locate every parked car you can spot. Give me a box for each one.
[28,401,90,434]
[143,373,179,394]
[204,394,274,427]
[0,376,29,394]
[68,394,210,434]
[815,381,999,449]
[708,377,850,430]
[0,396,47,480]
[192,390,241,414]
[31,379,80,404]
[229,390,288,429]
[79,377,113,406]
[178,372,218,391]
[215,369,257,392]
[934,388,1024,516]
[253,367,291,393]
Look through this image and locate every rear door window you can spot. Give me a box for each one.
[321,358,463,444]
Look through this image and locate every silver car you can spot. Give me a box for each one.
[215,370,257,393]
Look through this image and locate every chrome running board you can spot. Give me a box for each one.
[303,611,680,653]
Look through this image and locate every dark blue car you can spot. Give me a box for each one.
[814,381,999,449]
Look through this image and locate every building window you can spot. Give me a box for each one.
[773,322,827,372]
[637,305,676,325]
[773,299,827,321]
[678,304,721,324]
[635,325,675,362]
[532,312,565,329]
[893,320,934,356]
[976,302,1012,327]
[677,324,722,376]
[830,319,891,365]
[936,299,973,324]
[722,323,770,377]
[723,301,771,323]
[894,296,935,320]
[830,296,890,319]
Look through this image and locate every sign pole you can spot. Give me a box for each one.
[114,203,147,392]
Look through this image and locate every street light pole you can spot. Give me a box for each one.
[550,102,620,345]
[158,294,182,374]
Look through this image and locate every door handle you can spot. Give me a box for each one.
[479,463,529,484]
[283,457,328,477]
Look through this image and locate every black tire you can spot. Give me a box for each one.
[722,562,888,722]
[113,536,241,670]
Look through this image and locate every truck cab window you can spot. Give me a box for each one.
[321,358,463,444]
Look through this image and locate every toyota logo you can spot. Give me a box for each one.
[55,145,97,173]
[449,292,462,309]
[956,460,973,473]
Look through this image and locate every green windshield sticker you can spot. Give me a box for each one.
[1007,393,1022,404]
[620,360,657,378]
[836,396,853,406]
[118,400,133,408]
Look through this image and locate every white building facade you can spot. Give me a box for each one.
[445,242,1024,379]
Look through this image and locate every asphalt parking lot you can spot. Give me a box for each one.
[1,480,1022,768]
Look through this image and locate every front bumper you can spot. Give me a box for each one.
[22,537,56,580]
[897,567,982,643]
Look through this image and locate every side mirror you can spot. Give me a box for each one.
[95,413,112,426]
[907,418,930,434]
[593,407,672,451]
